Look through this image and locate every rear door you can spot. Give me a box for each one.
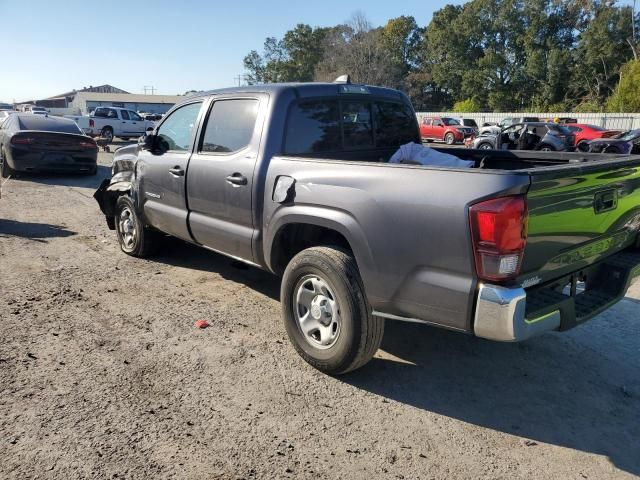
[137,100,204,241]
[420,118,432,139]
[119,109,133,136]
[186,95,265,262]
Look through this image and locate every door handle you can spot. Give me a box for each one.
[169,166,185,176]
[226,173,247,186]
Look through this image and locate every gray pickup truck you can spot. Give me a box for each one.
[95,81,640,375]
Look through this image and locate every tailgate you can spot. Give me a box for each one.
[520,157,640,286]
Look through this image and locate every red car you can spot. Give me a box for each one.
[565,124,621,149]
[420,116,476,145]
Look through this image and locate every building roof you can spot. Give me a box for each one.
[74,92,184,104]
[47,84,130,99]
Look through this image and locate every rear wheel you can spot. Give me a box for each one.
[101,127,114,143]
[281,246,384,375]
[0,147,14,178]
[538,144,554,152]
[478,142,493,150]
[445,132,455,145]
[115,196,160,257]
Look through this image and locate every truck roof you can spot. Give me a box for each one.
[186,82,407,102]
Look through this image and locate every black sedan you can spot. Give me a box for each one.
[586,129,640,154]
[0,114,98,177]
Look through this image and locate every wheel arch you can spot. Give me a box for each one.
[265,208,376,284]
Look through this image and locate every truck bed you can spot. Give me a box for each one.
[266,149,640,332]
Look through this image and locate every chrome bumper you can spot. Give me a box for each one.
[473,284,560,342]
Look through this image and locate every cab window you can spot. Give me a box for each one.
[129,111,142,121]
[156,102,202,152]
[200,99,259,153]
[120,110,130,120]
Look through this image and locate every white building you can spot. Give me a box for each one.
[32,85,184,115]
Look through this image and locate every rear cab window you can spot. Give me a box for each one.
[284,98,417,155]
[199,98,259,154]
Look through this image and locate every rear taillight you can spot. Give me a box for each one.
[11,136,35,145]
[469,196,528,282]
[79,141,97,149]
[89,119,94,128]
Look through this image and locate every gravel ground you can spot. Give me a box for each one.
[1,146,639,479]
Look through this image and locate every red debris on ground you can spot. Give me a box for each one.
[194,320,210,329]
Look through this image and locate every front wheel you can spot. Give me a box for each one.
[281,246,384,375]
[478,142,493,150]
[445,132,455,145]
[115,196,160,257]
[538,144,554,152]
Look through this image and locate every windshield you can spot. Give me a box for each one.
[617,130,640,141]
[462,119,478,127]
[442,117,461,126]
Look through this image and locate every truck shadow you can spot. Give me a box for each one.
[346,317,640,475]
[151,237,280,301]
[8,165,111,188]
[0,219,76,241]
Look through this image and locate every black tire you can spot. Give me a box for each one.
[0,147,14,178]
[120,137,130,141]
[281,246,384,375]
[537,143,554,152]
[445,132,455,145]
[114,196,160,257]
[101,127,114,143]
[478,142,493,150]
[576,141,589,152]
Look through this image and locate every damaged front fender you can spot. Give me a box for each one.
[94,176,135,230]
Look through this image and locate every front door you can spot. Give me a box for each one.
[186,96,264,262]
[126,110,146,137]
[432,118,445,140]
[138,101,204,241]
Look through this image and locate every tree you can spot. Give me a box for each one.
[380,16,423,73]
[315,13,402,87]
[243,24,327,84]
[606,59,640,111]
[452,98,481,112]
[570,2,636,107]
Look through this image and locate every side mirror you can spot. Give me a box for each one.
[139,133,156,150]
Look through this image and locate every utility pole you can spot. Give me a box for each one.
[143,85,157,95]
[235,74,250,87]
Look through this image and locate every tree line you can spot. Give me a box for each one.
[243,0,640,112]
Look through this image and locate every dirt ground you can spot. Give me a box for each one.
[1,145,639,480]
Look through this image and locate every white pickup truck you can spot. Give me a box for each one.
[67,107,155,142]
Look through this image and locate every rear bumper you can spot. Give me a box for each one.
[474,249,640,341]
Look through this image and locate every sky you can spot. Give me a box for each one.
[0,0,468,102]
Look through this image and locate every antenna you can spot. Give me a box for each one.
[334,74,351,84]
